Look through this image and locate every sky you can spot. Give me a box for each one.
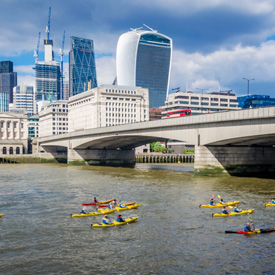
[1,0,275,97]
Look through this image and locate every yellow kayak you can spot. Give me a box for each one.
[0,214,4,218]
[212,209,254,217]
[199,201,240,208]
[91,217,139,227]
[98,204,141,212]
[265,203,275,208]
[71,209,115,218]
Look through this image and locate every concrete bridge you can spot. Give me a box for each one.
[37,106,275,177]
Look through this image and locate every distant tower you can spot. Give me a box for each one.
[0,60,17,111]
[69,36,97,97]
[116,26,172,108]
[34,7,61,101]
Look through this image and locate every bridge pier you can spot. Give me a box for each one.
[68,148,136,167]
[194,145,275,177]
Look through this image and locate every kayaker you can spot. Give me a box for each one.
[116,214,125,222]
[244,222,254,232]
[271,198,275,204]
[119,203,126,208]
[92,197,98,203]
[102,215,112,224]
[81,207,88,214]
[222,206,229,214]
[108,199,117,209]
[234,205,242,213]
[220,198,226,205]
[210,198,215,206]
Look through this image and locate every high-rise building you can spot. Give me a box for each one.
[34,38,61,101]
[62,82,69,100]
[13,85,36,116]
[237,94,275,109]
[69,36,97,97]
[116,26,172,108]
[0,61,17,111]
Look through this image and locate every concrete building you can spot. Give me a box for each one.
[69,36,97,97]
[0,60,17,111]
[162,91,239,116]
[116,26,172,108]
[68,85,149,131]
[62,82,69,100]
[13,85,36,116]
[0,112,28,155]
[39,101,68,137]
[34,38,61,101]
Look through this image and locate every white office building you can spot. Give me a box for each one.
[68,85,149,131]
[13,85,36,116]
[162,91,240,116]
[39,101,68,137]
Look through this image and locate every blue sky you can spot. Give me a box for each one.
[1,0,275,97]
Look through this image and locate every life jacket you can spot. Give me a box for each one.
[117,216,124,222]
[81,210,87,214]
[222,209,228,214]
[210,201,214,205]
[244,225,251,232]
[119,203,126,208]
[102,217,110,224]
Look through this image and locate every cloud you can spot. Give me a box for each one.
[170,40,275,94]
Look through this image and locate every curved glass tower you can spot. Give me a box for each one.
[116,28,172,108]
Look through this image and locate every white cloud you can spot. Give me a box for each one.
[170,40,275,94]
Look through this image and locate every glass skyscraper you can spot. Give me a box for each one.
[34,39,61,101]
[69,36,97,97]
[0,60,17,111]
[116,27,172,108]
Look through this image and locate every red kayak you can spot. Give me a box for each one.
[98,202,136,208]
[225,228,275,234]
[82,199,113,206]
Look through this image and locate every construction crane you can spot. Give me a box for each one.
[45,7,51,40]
[59,30,66,100]
[33,32,41,62]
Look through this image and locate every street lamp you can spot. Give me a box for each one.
[242,78,254,96]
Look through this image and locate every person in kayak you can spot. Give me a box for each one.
[102,215,112,224]
[92,197,98,203]
[234,205,242,213]
[116,214,125,222]
[108,199,117,209]
[119,203,126,208]
[210,198,215,206]
[271,198,275,204]
[244,222,254,232]
[222,206,229,214]
[81,207,88,214]
[219,198,226,205]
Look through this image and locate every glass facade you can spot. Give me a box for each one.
[69,36,97,97]
[116,29,172,109]
[0,61,13,73]
[34,62,60,101]
[237,95,275,109]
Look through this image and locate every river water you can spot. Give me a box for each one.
[0,163,275,274]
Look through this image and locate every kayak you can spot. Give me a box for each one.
[82,199,113,206]
[265,203,275,208]
[98,202,136,208]
[98,204,140,212]
[71,209,115,218]
[212,209,254,217]
[199,201,240,208]
[0,214,4,218]
[91,216,139,227]
[225,228,275,234]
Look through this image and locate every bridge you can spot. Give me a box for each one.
[37,106,275,177]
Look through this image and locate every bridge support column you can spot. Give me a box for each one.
[194,145,275,177]
[68,148,136,167]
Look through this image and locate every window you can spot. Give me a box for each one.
[7,122,10,128]
[9,147,13,154]
[16,147,20,154]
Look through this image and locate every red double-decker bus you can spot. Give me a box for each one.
[166,109,191,118]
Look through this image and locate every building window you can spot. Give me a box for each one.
[16,147,20,154]
[3,147,7,154]
[7,122,10,128]
[9,147,13,154]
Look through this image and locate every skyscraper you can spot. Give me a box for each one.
[34,38,61,101]
[116,26,172,108]
[69,36,97,97]
[0,60,17,111]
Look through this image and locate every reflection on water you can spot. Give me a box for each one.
[0,163,275,274]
